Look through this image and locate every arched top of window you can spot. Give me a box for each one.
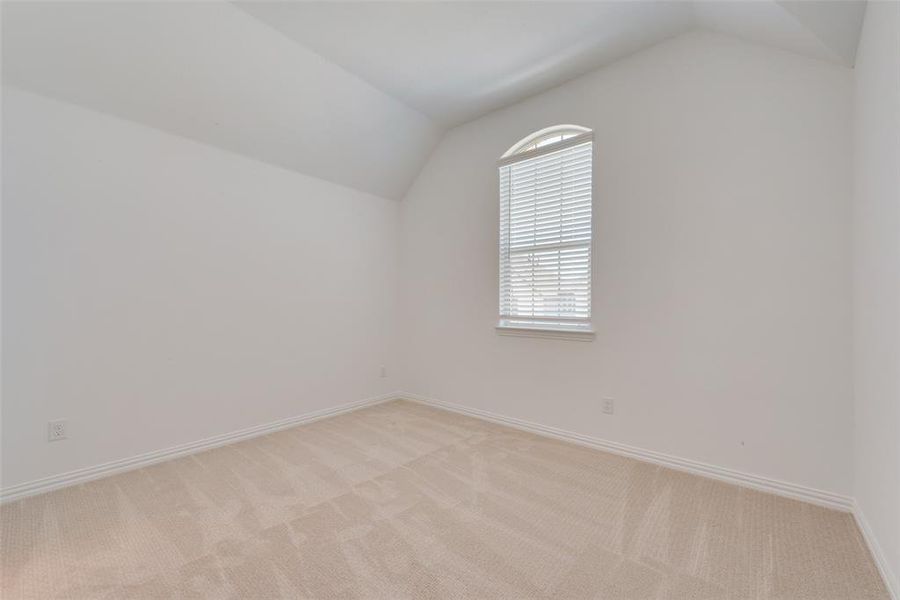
[501,124,591,159]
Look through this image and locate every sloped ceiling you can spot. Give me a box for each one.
[777,0,868,64]
[2,1,865,199]
[238,1,866,127]
[1,1,441,200]
[236,1,696,126]
[693,1,866,68]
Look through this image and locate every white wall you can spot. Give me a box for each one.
[2,23,877,525]
[1,87,399,489]
[852,1,900,593]
[400,32,854,496]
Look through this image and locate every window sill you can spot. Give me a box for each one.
[495,324,595,342]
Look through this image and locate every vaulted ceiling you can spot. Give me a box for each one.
[238,1,865,127]
[1,1,441,200]
[2,1,866,199]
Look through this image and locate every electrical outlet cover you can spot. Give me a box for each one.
[48,419,67,441]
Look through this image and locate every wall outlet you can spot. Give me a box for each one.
[380,366,387,378]
[48,419,67,442]
[601,398,615,415]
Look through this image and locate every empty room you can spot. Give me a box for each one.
[1,1,898,598]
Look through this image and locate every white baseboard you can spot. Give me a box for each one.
[398,392,854,512]
[854,502,900,600]
[0,393,397,504]
[1,391,855,512]
[402,393,900,594]
[4,391,891,596]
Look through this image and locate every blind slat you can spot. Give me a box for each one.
[499,139,592,324]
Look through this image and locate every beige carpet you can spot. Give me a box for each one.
[1,400,889,599]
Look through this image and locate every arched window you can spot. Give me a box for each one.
[497,125,594,339]
[501,124,591,157]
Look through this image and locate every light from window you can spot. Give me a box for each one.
[498,126,593,334]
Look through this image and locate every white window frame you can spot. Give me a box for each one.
[497,125,594,341]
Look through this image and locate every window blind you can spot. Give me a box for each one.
[499,134,592,331]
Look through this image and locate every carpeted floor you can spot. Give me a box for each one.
[0,400,889,599]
